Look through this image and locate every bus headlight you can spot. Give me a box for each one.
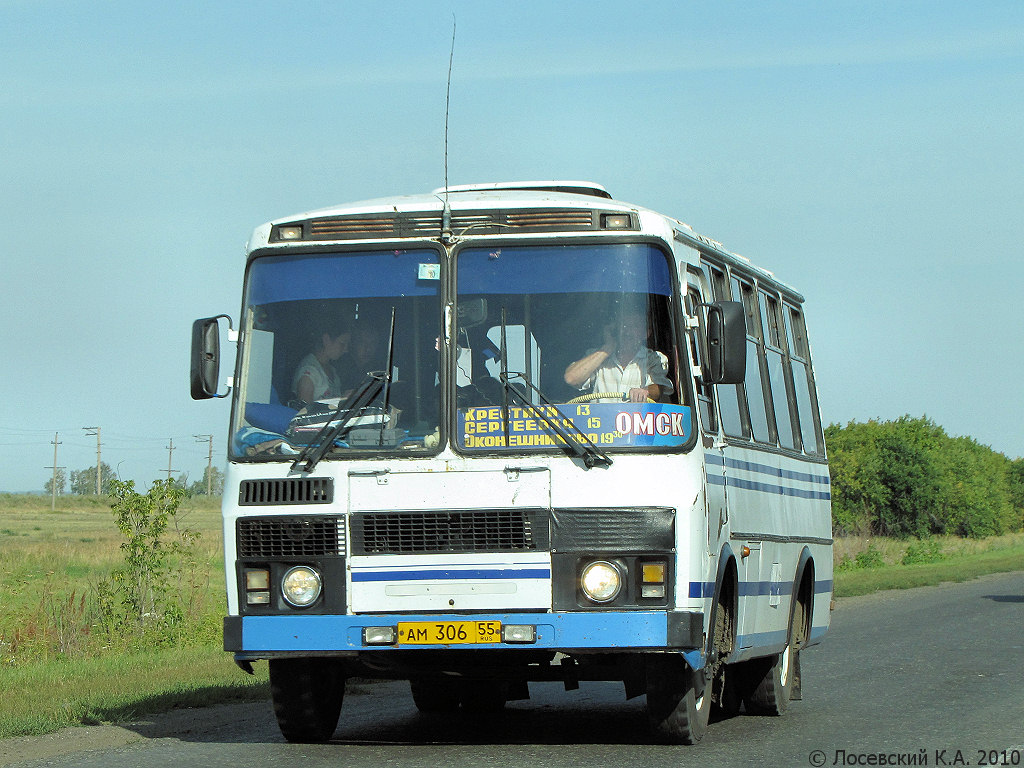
[580,560,623,603]
[281,566,322,607]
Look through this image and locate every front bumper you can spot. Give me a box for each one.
[225,610,703,661]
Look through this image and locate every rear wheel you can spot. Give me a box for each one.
[743,644,794,714]
[269,658,345,743]
[646,655,711,744]
[744,591,807,715]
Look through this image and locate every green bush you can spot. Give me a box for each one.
[826,416,1024,539]
[901,538,945,565]
[96,480,205,645]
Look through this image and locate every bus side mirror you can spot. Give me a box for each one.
[191,315,232,399]
[705,301,746,384]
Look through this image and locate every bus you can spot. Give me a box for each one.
[191,181,833,744]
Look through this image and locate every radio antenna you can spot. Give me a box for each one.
[440,15,456,244]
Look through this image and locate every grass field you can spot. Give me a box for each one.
[0,493,271,739]
[1,493,1022,739]
[831,531,1024,596]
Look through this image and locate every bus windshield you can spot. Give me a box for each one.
[230,248,442,460]
[453,242,692,454]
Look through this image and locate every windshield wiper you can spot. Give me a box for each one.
[498,371,612,468]
[290,373,385,473]
[377,307,397,447]
[494,310,610,468]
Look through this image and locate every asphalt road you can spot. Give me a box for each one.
[5,571,1023,768]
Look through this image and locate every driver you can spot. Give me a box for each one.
[563,308,672,403]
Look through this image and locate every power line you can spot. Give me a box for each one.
[194,434,214,495]
[44,432,64,511]
[83,426,101,494]
[164,438,177,482]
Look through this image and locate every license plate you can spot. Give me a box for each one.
[397,620,501,645]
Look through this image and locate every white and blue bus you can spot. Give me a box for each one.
[191,181,832,744]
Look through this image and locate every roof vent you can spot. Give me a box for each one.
[432,181,612,199]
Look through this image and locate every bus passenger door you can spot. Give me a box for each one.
[684,281,729,584]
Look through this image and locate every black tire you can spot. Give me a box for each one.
[709,578,740,719]
[645,655,711,744]
[410,678,461,713]
[712,662,744,718]
[269,658,345,743]
[744,583,809,715]
[743,645,794,715]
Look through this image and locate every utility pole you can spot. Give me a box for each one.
[45,432,64,511]
[83,426,101,494]
[194,434,213,495]
[165,438,177,483]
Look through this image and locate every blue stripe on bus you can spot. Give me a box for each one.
[688,579,834,599]
[705,453,831,485]
[706,472,832,501]
[352,568,551,582]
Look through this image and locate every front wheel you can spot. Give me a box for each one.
[269,658,345,743]
[645,655,711,744]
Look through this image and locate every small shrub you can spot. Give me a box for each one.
[96,479,202,644]
[854,544,885,570]
[901,537,946,565]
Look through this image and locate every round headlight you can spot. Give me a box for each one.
[281,566,322,607]
[580,560,622,603]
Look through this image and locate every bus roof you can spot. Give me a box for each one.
[254,181,802,301]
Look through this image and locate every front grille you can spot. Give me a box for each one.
[237,516,343,558]
[238,477,333,506]
[351,509,548,555]
[550,507,675,552]
[275,208,622,241]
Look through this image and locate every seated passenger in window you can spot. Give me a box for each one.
[336,323,384,395]
[563,308,672,403]
[291,327,349,405]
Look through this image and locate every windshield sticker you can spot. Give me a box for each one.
[458,403,691,449]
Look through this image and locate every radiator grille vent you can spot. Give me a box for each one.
[550,507,675,552]
[280,208,617,240]
[236,516,343,558]
[238,478,333,506]
[351,509,548,555]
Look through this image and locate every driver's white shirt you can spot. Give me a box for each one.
[581,347,672,403]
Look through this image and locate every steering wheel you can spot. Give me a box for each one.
[566,392,655,404]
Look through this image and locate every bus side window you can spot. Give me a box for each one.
[735,277,771,443]
[685,286,717,433]
[761,291,798,450]
[705,265,745,438]
[784,304,825,455]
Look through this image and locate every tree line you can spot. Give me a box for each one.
[44,463,225,497]
[826,415,1024,538]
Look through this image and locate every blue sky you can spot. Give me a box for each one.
[1,1,1022,492]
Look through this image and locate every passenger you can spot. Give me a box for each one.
[337,323,384,394]
[563,309,672,403]
[291,328,349,405]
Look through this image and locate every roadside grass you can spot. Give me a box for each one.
[0,646,269,739]
[0,493,1022,739]
[0,493,223,659]
[833,532,1024,597]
